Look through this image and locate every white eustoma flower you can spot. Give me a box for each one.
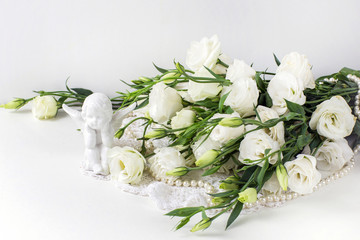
[315,138,353,174]
[267,72,306,115]
[210,112,245,145]
[213,54,233,75]
[285,154,321,195]
[309,96,356,140]
[186,35,221,72]
[32,96,58,119]
[108,146,146,184]
[277,52,315,89]
[262,172,283,195]
[256,106,285,146]
[238,130,281,167]
[148,147,186,180]
[222,77,259,117]
[148,82,183,123]
[226,59,256,82]
[188,69,222,102]
[171,109,196,133]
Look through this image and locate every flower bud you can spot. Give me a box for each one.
[219,176,239,190]
[0,98,26,109]
[276,164,288,191]
[161,72,181,83]
[114,128,125,139]
[212,197,231,205]
[238,188,257,203]
[166,167,189,177]
[219,117,243,127]
[139,76,152,83]
[144,129,167,139]
[195,149,219,167]
[190,218,211,232]
[32,96,58,119]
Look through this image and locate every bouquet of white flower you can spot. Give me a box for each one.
[2,35,360,232]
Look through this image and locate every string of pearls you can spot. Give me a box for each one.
[156,73,360,210]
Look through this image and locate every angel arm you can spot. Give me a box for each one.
[62,104,85,130]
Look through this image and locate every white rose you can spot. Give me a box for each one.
[148,147,186,180]
[171,109,196,133]
[210,112,245,144]
[309,96,356,140]
[108,146,146,184]
[222,77,259,117]
[255,106,285,146]
[238,130,281,167]
[32,96,58,119]
[315,138,353,174]
[226,59,256,82]
[148,82,183,123]
[262,172,283,195]
[267,72,306,115]
[285,154,321,195]
[192,135,222,160]
[188,69,222,102]
[186,35,221,72]
[213,54,233,75]
[277,52,315,89]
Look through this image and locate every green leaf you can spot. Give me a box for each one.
[255,73,266,92]
[153,63,168,74]
[202,165,221,176]
[340,67,360,78]
[225,201,243,229]
[165,207,202,217]
[256,159,269,189]
[296,134,312,149]
[209,190,239,198]
[219,92,230,113]
[309,134,323,152]
[352,120,360,137]
[71,88,93,97]
[273,53,281,66]
[285,99,305,117]
[240,165,257,182]
[175,217,191,230]
[135,98,149,110]
[265,92,273,108]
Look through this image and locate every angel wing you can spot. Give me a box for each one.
[62,104,85,131]
[111,103,136,131]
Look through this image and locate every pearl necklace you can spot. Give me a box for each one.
[156,73,360,210]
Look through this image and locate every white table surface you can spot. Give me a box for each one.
[0,108,359,240]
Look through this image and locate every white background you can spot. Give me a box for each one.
[1,0,360,239]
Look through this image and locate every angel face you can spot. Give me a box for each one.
[84,106,111,130]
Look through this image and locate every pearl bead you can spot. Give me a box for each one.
[330,175,335,181]
[167,179,174,186]
[260,197,267,204]
[326,178,331,185]
[190,180,197,187]
[161,178,166,183]
[198,180,204,187]
[247,203,254,208]
[292,192,298,199]
[273,196,280,202]
[286,194,293,200]
[280,195,286,202]
[313,185,318,191]
[183,180,190,187]
[267,196,273,202]
[175,180,182,187]
[334,173,339,179]
[155,176,161,181]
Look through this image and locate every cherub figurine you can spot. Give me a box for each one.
[63,93,134,175]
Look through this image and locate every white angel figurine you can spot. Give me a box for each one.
[63,93,134,175]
